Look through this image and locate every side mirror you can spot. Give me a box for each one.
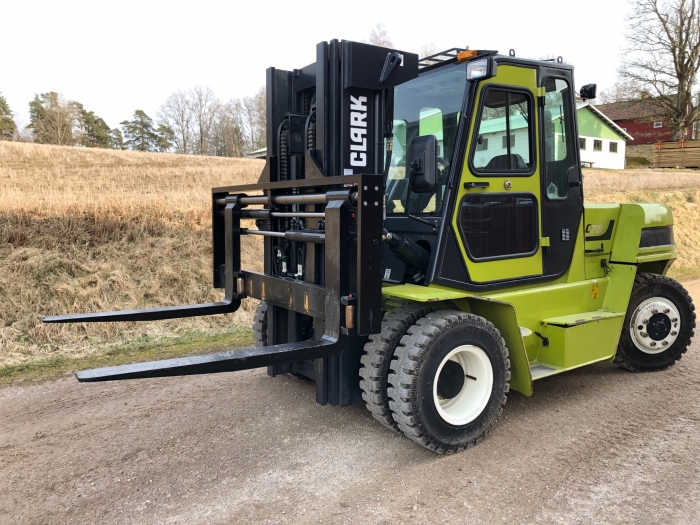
[580,84,597,100]
[408,135,438,193]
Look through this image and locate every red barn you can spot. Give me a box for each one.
[594,98,693,144]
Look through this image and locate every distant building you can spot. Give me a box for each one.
[594,98,693,144]
[473,101,631,170]
[245,147,267,159]
[576,102,632,170]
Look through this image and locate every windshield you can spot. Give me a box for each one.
[386,63,466,216]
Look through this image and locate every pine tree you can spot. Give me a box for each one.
[110,128,125,150]
[121,110,158,152]
[0,93,17,140]
[155,123,174,152]
[78,109,112,148]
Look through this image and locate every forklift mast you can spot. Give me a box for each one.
[45,40,421,407]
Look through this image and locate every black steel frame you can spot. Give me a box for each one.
[45,174,384,393]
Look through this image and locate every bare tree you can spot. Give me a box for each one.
[157,85,266,157]
[419,43,440,59]
[211,99,247,157]
[29,92,76,146]
[620,0,700,139]
[241,86,266,151]
[596,81,638,104]
[158,91,194,154]
[189,86,220,155]
[367,23,393,48]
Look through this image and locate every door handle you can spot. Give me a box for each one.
[464,182,490,189]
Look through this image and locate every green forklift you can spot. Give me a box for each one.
[45,42,696,454]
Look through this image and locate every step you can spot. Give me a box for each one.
[529,362,564,380]
[530,309,625,375]
[541,309,624,328]
[528,355,613,380]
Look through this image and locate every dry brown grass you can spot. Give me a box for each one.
[585,168,700,281]
[1,142,699,368]
[1,142,264,366]
[583,167,700,193]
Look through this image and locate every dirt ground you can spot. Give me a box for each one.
[1,283,699,525]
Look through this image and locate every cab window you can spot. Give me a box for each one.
[542,78,576,199]
[471,88,534,173]
[385,63,466,216]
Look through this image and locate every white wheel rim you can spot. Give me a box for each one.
[433,345,493,426]
[629,297,681,354]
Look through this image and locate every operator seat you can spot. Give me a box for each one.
[484,153,529,171]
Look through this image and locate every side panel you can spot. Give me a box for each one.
[583,203,620,279]
[462,298,533,396]
[611,203,674,263]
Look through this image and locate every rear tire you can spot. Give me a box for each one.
[615,273,695,372]
[359,305,434,432]
[388,311,510,454]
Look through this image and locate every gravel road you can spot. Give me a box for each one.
[1,282,699,525]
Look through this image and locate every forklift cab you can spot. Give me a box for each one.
[383,53,583,291]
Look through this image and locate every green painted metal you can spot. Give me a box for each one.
[611,203,674,263]
[381,261,641,384]
[539,318,623,368]
[381,283,473,302]
[601,263,637,313]
[577,106,627,140]
[378,62,681,395]
[637,248,678,264]
[462,297,533,396]
[450,65,544,283]
[542,310,624,327]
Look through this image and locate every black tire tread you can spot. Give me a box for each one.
[387,310,510,454]
[614,273,695,372]
[253,302,268,348]
[359,305,434,432]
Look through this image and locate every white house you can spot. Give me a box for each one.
[473,102,632,170]
[576,102,632,170]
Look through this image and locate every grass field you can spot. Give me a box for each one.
[1,141,699,380]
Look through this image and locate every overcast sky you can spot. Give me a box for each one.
[3,0,631,130]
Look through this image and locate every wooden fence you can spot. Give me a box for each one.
[652,140,700,168]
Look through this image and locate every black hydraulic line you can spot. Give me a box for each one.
[383,136,393,178]
[383,229,429,273]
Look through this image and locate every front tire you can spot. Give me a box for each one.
[359,305,433,432]
[615,273,695,372]
[388,311,510,454]
[252,302,268,348]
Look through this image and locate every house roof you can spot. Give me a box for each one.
[577,102,633,141]
[593,98,667,121]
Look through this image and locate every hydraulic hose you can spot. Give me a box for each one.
[383,229,429,273]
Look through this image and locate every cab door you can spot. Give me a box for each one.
[451,65,543,284]
[538,72,583,277]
